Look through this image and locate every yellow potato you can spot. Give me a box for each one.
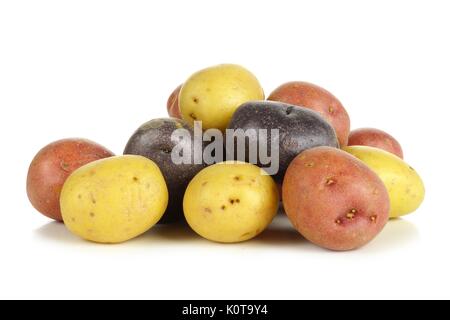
[344,146,425,218]
[179,64,265,131]
[183,161,279,243]
[60,155,168,243]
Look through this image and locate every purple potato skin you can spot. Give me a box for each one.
[226,101,339,181]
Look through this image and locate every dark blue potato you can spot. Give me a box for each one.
[124,118,207,223]
[226,101,339,181]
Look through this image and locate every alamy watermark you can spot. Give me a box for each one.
[170,121,280,176]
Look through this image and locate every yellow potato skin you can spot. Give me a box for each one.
[183,161,279,243]
[344,146,425,218]
[60,155,168,243]
[179,64,265,131]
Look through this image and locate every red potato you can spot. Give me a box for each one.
[167,84,182,118]
[26,138,114,221]
[348,128,404,159]
[282,147,390,251]
[268,81,350,146]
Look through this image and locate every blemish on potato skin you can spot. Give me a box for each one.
[189,113,197,120]
[370,215,378,223]
[133,177,139,182]
[326,178,336,186]
[90,193,97,204]
[202,181,208,186]
[89,212,95,218]
[328,106,335,114]
[60,161,70,172]
[346,209,357,220]
[192,97,199,103]
[335,219,342,225]
[241,232,251,238]
[305,162,315,168]
[234,176,242,181]
[221,205,226,210]
[204,207,212,213]
[71,217,76,223]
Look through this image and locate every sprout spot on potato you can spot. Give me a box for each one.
[192,97,199,103]
[202,181,208,187]
[89,212,95,218]
[328,106,335,114]
[305,162,315,168]
[133,177,139,183]
[90,193,97,204]
[221,205,226,210]
[370,215,378,223]
[335,219,342,225]
[326,178,336,186]
[189,113,197,120]
[346,209,358,220]
[286,106,294,115]
[229,198,240,205]
[233,176,242,181]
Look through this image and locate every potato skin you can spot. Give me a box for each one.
[167,84,182,119]
[183,161,279,243]
[179,64,265,131]
[124,118,207,223]
[60,155,168,243]
[282,147,390,251]
[348,128,404,159]
[227,101,339,181]
[26,139,114,221]
[268,81,350,146]
[344,146,425,218]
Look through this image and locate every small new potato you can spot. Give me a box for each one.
[268,81,351,146]
[183,161,279,243]
[27,138,114,221]
[348,128,404,159]
[283,147,390,251]
[179,64,265,131]
[167,84,182,118]
[60,155,169,243]
[344,146,425,218]
[227,101,339,181]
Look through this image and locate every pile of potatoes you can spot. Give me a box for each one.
[26,64,425,251]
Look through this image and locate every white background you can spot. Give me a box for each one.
[0,0,449,300]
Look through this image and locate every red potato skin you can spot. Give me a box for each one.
[282,147,390,251]
[167,84,182,119]
[268,81,350,147]
[26,139,114,221]
[348,128,404,159]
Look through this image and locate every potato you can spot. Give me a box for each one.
[179,64,265,131]
[183,161,279,243]
[282,147,390,251]
[348,128,404,159]
[227,101,339,181]
[344,146,425,218]
[167,84,182,118]
[268,81,350,146]
[60,155,168,243]
[26,138,114,221]
[124,118,207,223]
